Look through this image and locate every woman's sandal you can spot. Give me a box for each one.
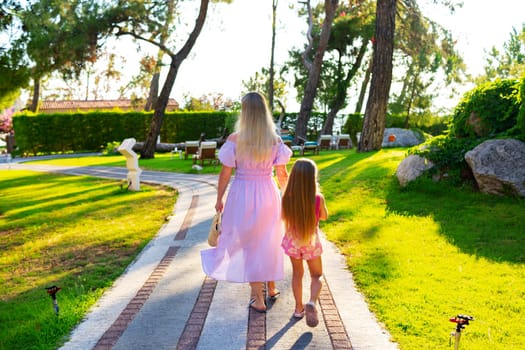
[268,291,280,302]
[249,299,267,313]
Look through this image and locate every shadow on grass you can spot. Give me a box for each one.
[384,177,525,264]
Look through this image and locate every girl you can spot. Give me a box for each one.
[281,158,328,327]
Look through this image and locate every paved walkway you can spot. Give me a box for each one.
[2,161,399,350]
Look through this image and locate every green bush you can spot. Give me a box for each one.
[517,76,525,139]
[408,134,484,181]
[12,111,233,156]
[451,78,521,138]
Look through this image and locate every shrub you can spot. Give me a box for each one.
[451,78,520,138]
[408,133,484,181]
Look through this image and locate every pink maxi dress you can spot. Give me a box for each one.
[200,139,292,282]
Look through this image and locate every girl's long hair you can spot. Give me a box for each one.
[236,92,278,162]
[281,158,318,244]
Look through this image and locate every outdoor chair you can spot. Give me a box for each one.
[337,134,352,149]
[193,141,218,166]
[184,141,199,160]
[297,136,319,156]
[318,134,333,151]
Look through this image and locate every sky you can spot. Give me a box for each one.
[162,0,524,112]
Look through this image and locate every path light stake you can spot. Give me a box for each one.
[45,285,61,316]
[449,314,473,350]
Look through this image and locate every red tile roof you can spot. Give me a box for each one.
[37,99,179,113]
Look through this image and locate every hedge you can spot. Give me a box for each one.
[13,111,234,156]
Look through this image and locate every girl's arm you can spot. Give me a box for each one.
[275,164,289,191]
[216,165,233,212]
[318,193,328,220]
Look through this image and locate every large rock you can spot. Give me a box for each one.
[382,128,423,147]
[464,139,525,197]
[396,155,434,187]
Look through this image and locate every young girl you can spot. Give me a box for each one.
[281,158,328,327]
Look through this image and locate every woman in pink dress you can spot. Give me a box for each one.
[201,92,292,313]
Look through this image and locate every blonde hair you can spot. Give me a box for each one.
[281,158,319,244]
[235,92,278,162]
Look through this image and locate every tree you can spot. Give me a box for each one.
[144,0,176,111]
[19,0,107,111]
[0,1,29,104]
[104,0,221,158]
[389,1,465,127]
[319,1,375,135]
[476,23,525,83]
[358,0,396,152]
[295,0,339,143]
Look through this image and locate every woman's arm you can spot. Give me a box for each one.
[216,165,233,212]
[274,164,289,191]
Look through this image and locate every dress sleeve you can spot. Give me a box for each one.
[274,141,293,165]
[218,140,236,167]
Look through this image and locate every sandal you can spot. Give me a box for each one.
[249,299,266,313]
[293,309,305,319]
[268,291,280,301]
[305,301,319,327]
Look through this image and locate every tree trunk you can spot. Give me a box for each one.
[145,0,174,111]
[268,0,278,112]
[295,0,338,143]
[358,0,396,152]
[30,78,40,112]
[145,72,160,111]
[321,41,368,135]
[141,0,209,159]
[355,57,372,114]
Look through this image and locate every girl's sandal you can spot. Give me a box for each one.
[293,309,305,319]
[305,301,319,327]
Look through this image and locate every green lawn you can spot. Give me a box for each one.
[4,148,525,349]
[0,170,176,350]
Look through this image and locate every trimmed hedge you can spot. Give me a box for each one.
[13,111,234,156]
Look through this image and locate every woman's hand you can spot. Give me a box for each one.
[215,200,224,213]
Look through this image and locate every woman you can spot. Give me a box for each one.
[201,92,292,313]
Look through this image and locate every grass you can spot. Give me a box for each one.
[0,170,176,350]
[316,149,525,350]
[4,148,525,349]
[24,152,221,174]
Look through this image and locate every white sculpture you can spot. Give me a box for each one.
[117,138,142,191]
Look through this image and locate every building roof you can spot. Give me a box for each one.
[37,99,179,113]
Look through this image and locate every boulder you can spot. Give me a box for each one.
[465,139,525,197]
[396,155,434,187]
[382,128,423,147]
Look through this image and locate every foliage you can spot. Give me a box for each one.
[0,46,30,103]
[408,133,484,180]
[102,141,121,155]
[242,66,289,111]
[0,170,176,350]
[390,1,466,120]
[517,74,525,138]
[12,111,232,156]
[451,78,521,138]
[476,23,525,83]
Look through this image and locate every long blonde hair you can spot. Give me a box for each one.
[281,158,319,244]
[235,92,278,162]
